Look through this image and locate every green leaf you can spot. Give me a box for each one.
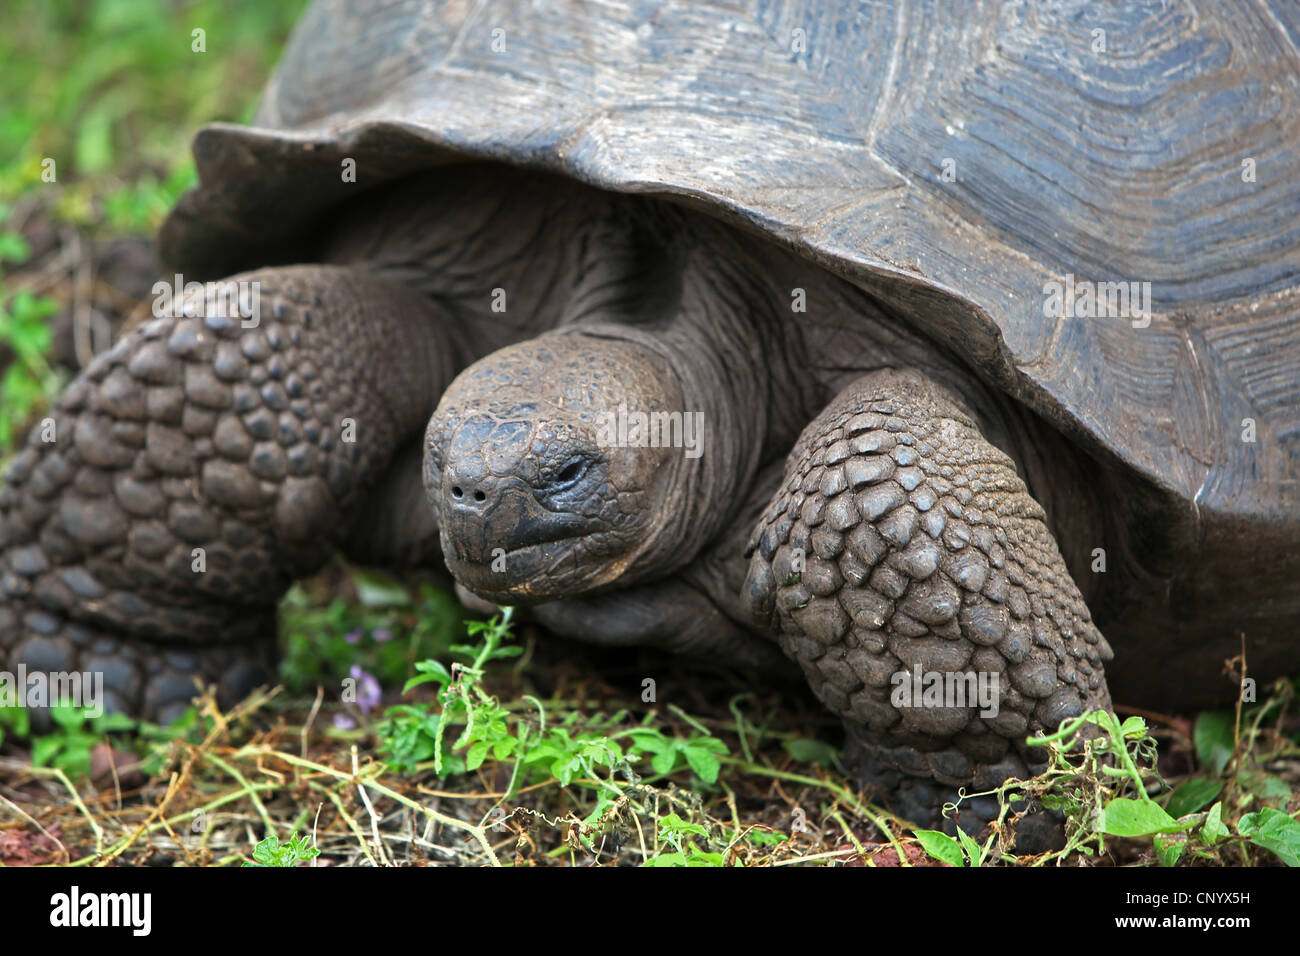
[650,747,678,776]
[1193,712,1235,775]
[31,736,62,767]
[955,826,983,867]
[1201,802,1231,844]
[247,835,278,866]
[1118,715,1149,738]
[658,814,709,839]
[50,704,85,731]
[628,729,672,755]
[91,711,136,733]
[465,740,490,771]
[1165,777,1223,818]
[243,831,321,867]
[1154,832,1187,867]
[1238,808,1300,867]
[0,705,29,737]
[1238,770,1294,806]
[52,739,94,775]
[914,829,964,867]
[584,796,617,828]
[782,737,838,767]
[688,735,729,755]
[402,659,452,694]
[11,290,58,324]
[683,745,720,784]
[0,231,29,263]
[552,754,581,786]
[1101,798,1187,837]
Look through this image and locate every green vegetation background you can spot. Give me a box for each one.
[0,0,307,448]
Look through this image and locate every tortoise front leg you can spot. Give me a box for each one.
[742,369,1113,834]
[0,265,461,723]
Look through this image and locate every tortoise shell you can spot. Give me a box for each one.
[158,0,1300,703]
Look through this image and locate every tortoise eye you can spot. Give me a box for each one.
[555,459,584,484]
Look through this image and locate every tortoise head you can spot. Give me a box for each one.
[423,333,703,603]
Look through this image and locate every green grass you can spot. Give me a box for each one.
[243,831,321,867]
[374,608,735,849]
[0,210,62,450]
[0,0,305,455]
[278,572,466,697]
[2,701,203,780]
[915,695,1300,866]
[4,568,1298,866]
[281,578,803,865]
[0,0,304,199]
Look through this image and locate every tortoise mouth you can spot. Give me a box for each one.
[441,531,632,602]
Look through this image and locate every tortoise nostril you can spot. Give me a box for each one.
[448,481,490,506]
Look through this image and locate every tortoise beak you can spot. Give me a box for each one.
[434,448,613,600]
[439,468,591,565]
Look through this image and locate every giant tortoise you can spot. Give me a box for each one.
[3,0,1298,825]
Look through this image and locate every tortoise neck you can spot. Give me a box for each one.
[551,212,808,579]
[557,316,770,581]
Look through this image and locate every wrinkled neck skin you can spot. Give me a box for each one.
[323,165,610,358]
[546,323,763,585]
[541,211,814,586]
[554,207,1106,599]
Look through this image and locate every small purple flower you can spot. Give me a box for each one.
[344,628,362,645]
[333,713,357,731]
[350,665,382,715]
[371,627,393,643]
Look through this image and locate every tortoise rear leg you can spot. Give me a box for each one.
[0,265,462,724]
[742,369,1113,836]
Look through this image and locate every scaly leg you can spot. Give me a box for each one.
[0,265,461,723]
[743,369,1113,834]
